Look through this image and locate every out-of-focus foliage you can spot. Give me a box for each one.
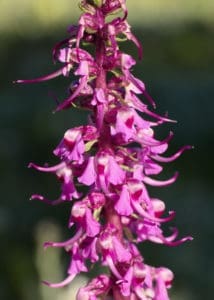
[1,1,214,300]
[0,0,214,35]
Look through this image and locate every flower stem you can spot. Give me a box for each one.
[113,287,130,300]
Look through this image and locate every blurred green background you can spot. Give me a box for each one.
[1,0,214,299]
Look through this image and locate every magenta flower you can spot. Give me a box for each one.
[16,0,192,299]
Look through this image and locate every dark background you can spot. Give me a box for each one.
[1,1,214,299]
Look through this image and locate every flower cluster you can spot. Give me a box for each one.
[16,0,192,299]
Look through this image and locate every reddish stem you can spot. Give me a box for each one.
[113,287,130,300]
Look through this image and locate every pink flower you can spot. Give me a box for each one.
[29,162,81,204]
[69,200,101,237]
[77,275,111,300]
[54,127,85,162]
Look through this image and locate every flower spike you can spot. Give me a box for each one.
[17,1,192,299]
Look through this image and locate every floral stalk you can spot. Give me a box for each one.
[16,0,192,299]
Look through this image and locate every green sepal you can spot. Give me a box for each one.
[121,164,133,172]
[93,0,103,8]
[110,69,122,77]
[93,207,102,221]
[85,140,97,152]
[116,36,128,42]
